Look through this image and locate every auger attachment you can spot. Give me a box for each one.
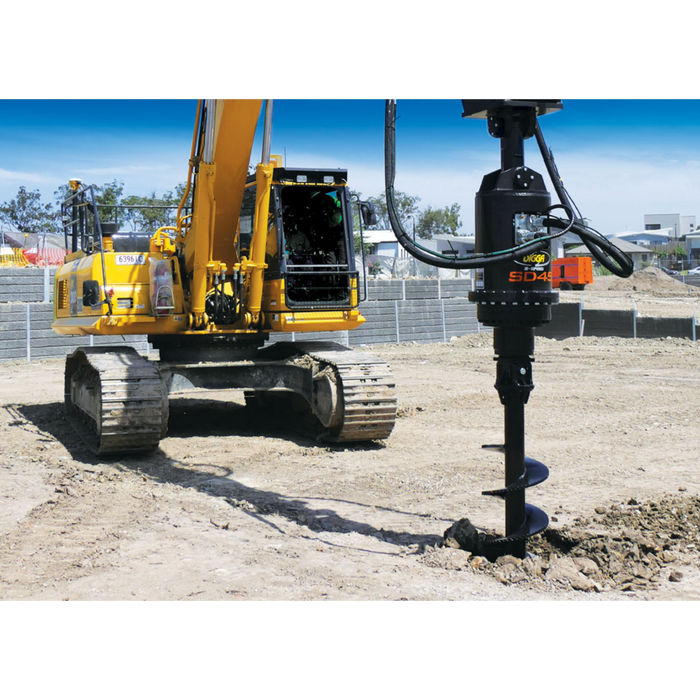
[479,328,550,559]
[386,99,633,561]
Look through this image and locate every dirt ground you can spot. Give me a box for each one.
[1,270,700,602]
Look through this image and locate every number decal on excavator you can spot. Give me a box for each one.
[509,270,552,283]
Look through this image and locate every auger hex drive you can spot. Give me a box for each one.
[385,99,633,559]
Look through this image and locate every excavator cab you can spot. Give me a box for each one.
[278,181,350,306]
[243,167,361,322]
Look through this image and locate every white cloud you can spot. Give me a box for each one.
[343,148,700,235]
[542,151,700,232]
[0,168,54,185]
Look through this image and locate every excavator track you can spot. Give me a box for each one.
[301,343,397,442]
[64,347,168,456]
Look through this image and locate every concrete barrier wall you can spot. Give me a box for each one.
[582,309,636,338]
[535,304,580,340]
[3,267,698,362]
[362,278,474,301]
[269,298,480,347]
[0,302,149,361]
[0,272,483,362]
[637,316,696,339]
[0,268,55,303]
[537,302,699,341]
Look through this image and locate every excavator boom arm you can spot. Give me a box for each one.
[184,99,264,325]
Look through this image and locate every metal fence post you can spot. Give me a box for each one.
[441,299,447,343]
[394,300,400,343]
[26,303,31,362]
[43,265,50,302]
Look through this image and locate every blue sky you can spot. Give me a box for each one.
[2,99,700,235]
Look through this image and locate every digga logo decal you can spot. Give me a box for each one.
[515,251,551,268]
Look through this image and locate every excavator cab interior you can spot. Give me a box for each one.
[279,183,351,306]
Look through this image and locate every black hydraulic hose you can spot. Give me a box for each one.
[574,222,634,277]
[534,120,633,278]
[385,99,549,269]
[534,120,580,220]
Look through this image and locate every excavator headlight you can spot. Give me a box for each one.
[296,175,307,183]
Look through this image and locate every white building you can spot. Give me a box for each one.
[686,232,700,260]
[644,214,695,239]
[359,230,407,258]
[604,228,674,248]
[359,230,475,258]
[420,234,475,257]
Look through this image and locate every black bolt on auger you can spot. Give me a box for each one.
[384,99,634,561]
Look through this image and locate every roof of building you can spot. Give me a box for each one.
[568,237,654,255]
[0,232,66,250]
[606,229,674,240]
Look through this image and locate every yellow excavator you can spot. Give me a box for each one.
[52,99,397,455]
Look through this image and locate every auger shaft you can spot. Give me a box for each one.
[495,327,535,558]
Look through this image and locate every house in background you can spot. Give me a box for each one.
[568,237,656,271]
[420,233,475,258]
[360,230,475,258]
[360,230,407,258]
[686,231,700,261]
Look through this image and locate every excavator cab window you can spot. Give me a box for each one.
[279,184,352,307]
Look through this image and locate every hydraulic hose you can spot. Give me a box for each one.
[385,100,551,269]
[385,99,634,278]
[534,120,634,278]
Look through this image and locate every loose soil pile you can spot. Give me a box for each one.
[433,493,698,593]
[590,266,700,296]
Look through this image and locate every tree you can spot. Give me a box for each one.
[671,245,686,257]
[0,186,58,233]
[93,180,125,226]
[416,203,462,239]
[367,190,421,232]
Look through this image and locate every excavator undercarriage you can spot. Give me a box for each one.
[64,341,397,456]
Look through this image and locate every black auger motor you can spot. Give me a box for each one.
[384,98,633,560]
